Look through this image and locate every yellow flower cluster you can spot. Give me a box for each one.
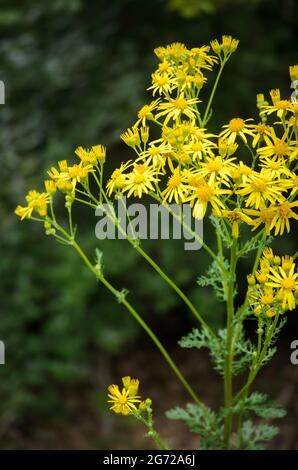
[247,248,298,316]
[14,145,106,219]
[15,38,298,245]
[104,39,297,239]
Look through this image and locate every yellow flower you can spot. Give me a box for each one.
[230,161,253,183]
[287,173,298,198]
[257,130,295,159]
[67,164,93,183]
[269,201,298,236]
[156,93,199,124]
[47,160,69,180]
[236,170,286,209]
[259,288,275,306]
[189,46,218,70]
[44,180,56,196]
[91,144,106,164]
[262,247,274,261]
[183,138,216,161]
[261,89,293,118]
[289,64,298,82]
[259,156,292,178]
[177,70,194,91]
[74,145,106,166]
[154,42,188,62]
[148,71,176,96]
[106,161,132,196]
[220,209,253,238]
[140,141,170,168]
[14,205,33,221]
[245,205,276,234]
[15,190,50,220]
[220,118,255,144]
[135,100,160,126]
[140,126,149,144]
[107,376,142,415]
[218,138,238,158]
[75,146,97,165]
[251,123,273,148]
[188,180,230,219]
[123,163,158,198]
[266,263,298,311]
[247,274,256,286]
[162,169,190,204]
[196,155,236,185]
[266,309,276,318]
[256,270,269,284]
[210,36,239,59]
[282,255,294,272]
[120,127,141,148]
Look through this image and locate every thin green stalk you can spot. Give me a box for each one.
[234,313,280,404]
[70,239,203,407]
[215,222,228,297]
[223,237,237,448]
[110,199,217,339]
[135,414,170,450]
[202,59,226,124]
[96,190,218,339]
[149,193,226,272]
[237,318,263,448]
[252,230,266,274]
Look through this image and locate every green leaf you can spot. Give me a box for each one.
[241,420,279,450]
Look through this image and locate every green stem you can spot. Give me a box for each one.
[136,414,170,450]
[149,193,226,272]
[234,313,280,404]
[223,237,237,448]
[71,239,202,407]
[237,318,263,448]
[101,192,218,339]
[202,59,226,124]
[135,243,215,337]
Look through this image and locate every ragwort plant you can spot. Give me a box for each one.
[15,36,298,449]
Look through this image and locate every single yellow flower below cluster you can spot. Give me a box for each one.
[107,376,144,415]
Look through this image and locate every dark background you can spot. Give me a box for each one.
[0,0,297,449]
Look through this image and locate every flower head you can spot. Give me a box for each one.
[220,118,255,144]
[107,376,142,415]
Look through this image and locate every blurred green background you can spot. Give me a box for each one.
[0,0,297,449]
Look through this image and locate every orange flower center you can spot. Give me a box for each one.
[228,118,245,133]
[174,98,188,110]
[168,173,181,189]
[205,159,222,172]
[276,100,290,109]
[281,277,295,290]
[118,395,128,405]
[250,179,267,193]
[196,185,213,201]
[133,174,145,184]
[277,203,291,217]
[138,105,151,118]
[274,140,288,157]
